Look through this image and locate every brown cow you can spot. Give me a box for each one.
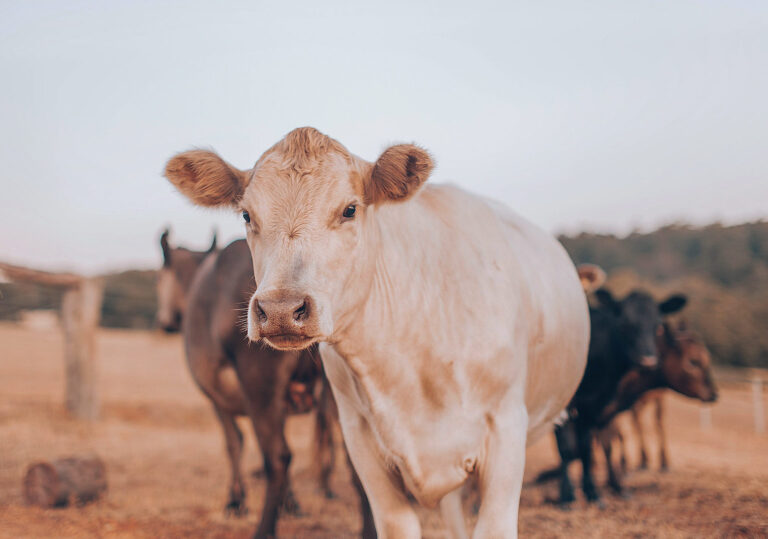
[598,321,718,495]
[156,230,374,539]
[620,322,717,473]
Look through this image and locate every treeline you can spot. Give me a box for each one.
[560,221,768,368]
[2,221,766,367]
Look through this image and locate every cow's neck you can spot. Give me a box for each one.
[335,191,456,360]
[327,195,478,502]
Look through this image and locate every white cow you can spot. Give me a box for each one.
[164,127,589,538]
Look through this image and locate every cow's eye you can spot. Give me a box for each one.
[242,211,250,223]
[342,205,356,219]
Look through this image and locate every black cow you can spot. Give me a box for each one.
[552,288,687,506]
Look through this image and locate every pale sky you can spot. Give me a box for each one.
[1,1,766,273]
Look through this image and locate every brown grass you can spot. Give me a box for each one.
[0,323,766,538]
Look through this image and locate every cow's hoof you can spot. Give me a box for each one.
[545,496,574,510]
[611,488,631,500]
[588,497,606,510]
[224,499,248,517]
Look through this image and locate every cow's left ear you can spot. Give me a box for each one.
[659,294,687,315]
[364,144,434,205]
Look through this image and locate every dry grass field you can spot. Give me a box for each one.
[1,322,766,538]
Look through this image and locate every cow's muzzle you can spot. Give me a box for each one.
[248,290,320,350]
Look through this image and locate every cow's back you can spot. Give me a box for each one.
[183,240,254,412]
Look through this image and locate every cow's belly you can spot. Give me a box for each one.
[381,410,485,506]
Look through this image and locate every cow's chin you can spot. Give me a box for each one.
[262,334,317,351]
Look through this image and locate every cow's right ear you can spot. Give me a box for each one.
[595,288,621,315]
[164,150,248,208]
[577,264,606,293]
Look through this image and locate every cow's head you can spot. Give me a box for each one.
[164,127,433,350]
[659,322,718,402]
[155,228,217,333]
[594,288,687,369]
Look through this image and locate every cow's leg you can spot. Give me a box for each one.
[316,379,337,499]
[655,395,669,471]
[576,421,600,504]
[337,404,419,538]
[213,405,247,516]
[615,422,628,474]
[440,488,468,539]
[473,407,527,538]
[347,450,377,539]
[631,405,649,470]
[554,424,576,505]
[599,426,624,496]
[249,412,293,539]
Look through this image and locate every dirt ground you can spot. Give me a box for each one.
[1,323,766,538]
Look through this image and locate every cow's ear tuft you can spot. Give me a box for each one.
[365,144,433,204]
[160,228,171,267]
[207,230,218,252]
[164,150,247,208]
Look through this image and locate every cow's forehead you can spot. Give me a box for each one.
[622,293,658,318]
[242,151,358,215]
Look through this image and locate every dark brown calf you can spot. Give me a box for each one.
[599,322,718,495]
[156,230,374,539]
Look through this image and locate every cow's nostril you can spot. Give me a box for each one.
[256,302,267,323]
[293,299,309,322]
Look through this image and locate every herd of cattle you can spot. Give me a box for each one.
[155,127,718,538]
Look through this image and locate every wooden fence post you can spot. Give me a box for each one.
[753,377,765,435]
[61,278,104,420]
[0,262,104,420]
[699,406,712,430]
